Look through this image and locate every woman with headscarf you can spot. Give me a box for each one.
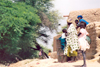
[64,19,79,62]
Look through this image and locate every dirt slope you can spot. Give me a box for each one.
[9,58,100,67]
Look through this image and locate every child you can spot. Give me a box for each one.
[39,49,43,59]
[77,15,89,25]
[78,22,90,67]
[58,29,67,62]
[75,19,80,29]
[48,50,51,58]
[59,29,67,50]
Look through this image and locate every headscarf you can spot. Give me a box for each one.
[77,15,83,18]
[67,19,72,23]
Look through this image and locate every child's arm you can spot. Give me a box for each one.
[78,33,81,36]
[87,33,89,36]
[76,26,79,29]
[86,31,89,36]
[65,33,67,36]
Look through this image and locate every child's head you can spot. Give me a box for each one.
[49,50,51,52]
[79,21,86,28]
[77,15,83,20]
[40,49,42,51]
[62,29,67,33]
[75,19,79,24]
[67,19,72,26]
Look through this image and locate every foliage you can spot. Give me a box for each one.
[40,45,51,54]
[46,10,62,32]
[0,0,41,60]
[14,0,62,32]
[0,0,62,62]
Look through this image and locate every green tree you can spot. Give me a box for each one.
[0,0,41,60]
[14,0,62,45]
[14,0,62,32]
[0,0,62,62]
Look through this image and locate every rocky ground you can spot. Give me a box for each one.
[0,64,6,67]
[8,57,100,67]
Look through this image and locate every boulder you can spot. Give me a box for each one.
[68,8,100,24]
[53,34,61,52]
[86,22,100,59]
[50,51,58,59]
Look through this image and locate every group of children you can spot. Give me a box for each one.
[59,15,90,67]
[39,49,51,59]
[38,15,90,67]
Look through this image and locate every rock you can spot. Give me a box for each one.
[85,22,100,59]
[53,35,67,62]
[50,51,58,59]
[68,8,100,24]
[97,58,100,63]
[53,34,61,52]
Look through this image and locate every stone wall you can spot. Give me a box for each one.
[50,51,58,59]
[68,8,100,25]
[52,35,67,62]
[85,22,100,59]
[53,34,61,52]
[92,22,100,58]
[86,23,96,59]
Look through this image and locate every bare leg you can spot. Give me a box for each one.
[82,51,87,67]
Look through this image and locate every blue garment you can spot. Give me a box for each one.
[59,37,66,50]
[79,19,89,25]
[77,15,83,18]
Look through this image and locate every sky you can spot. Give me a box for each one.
[38,0,100,51]
[53,0,100,15]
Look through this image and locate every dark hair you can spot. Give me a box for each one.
[67,23,72,26]
[79,21,86,28]
[75,20,78,22]
[49,50,51,52]
[62,29,67,33]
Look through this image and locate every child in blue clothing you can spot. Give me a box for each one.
[77,15,89,25]
[59,29,67,50]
